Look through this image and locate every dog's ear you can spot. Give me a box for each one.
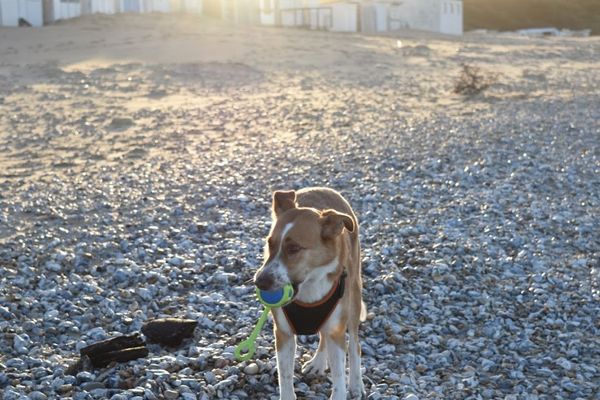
[320,209,354,239]
[272,190,296,217]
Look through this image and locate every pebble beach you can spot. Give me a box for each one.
[1,13,599,400]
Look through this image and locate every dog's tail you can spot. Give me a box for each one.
[360,300,367,322]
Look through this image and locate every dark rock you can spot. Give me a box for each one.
[141,318,198,347]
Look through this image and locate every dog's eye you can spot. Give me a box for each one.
[286,244,303,255]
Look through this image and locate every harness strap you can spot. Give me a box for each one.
[282,271,346,335]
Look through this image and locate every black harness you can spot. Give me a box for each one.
[282,272,346,335]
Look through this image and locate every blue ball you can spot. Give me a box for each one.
[259,288,284,305]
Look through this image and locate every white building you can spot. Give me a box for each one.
[118,0,171,12]
[0,0,83,27]
[176,0,203,13]
[219,0,261,25]
[0,0,44,26]
[85,0,117,14]
[54,0,82,20]
[0,0,203,26]
[269,0,461,34]
[275,0,358,32]
[362,0,462,35]
[1,0,460,35]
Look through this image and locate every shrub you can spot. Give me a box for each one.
[453,64,497,95]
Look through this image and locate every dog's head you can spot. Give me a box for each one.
[253,190,354,292]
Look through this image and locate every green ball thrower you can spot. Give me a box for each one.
[235,283,295,362]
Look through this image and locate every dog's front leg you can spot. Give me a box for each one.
[275,327,297,400]
[326,329,347,400]
[348,328,366,399]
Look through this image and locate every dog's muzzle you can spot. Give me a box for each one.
[254,270,275,291]
[254,260,294,292]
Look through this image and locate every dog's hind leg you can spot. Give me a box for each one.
[275,328,297,400]
[301,332,328,376]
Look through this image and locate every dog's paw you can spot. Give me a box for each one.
[349,382,367,399]
[301,352,328,376]
[279,394,297,400]
[328,390,347,400]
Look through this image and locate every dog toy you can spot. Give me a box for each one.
[235,283,294,361]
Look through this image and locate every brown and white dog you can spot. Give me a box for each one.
[254,187,366,400]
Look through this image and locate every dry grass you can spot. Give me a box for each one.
[453,64,498,96]
[464,0,600,34]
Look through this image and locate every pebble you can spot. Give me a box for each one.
[144,388,158,400]
[76,371,96,383]
[45,261,62,272]
[164,389,180,400]
[169,256,184,267]
[90,388,109,398]
[29,391,48,400]
[203,371,216,385]
[243,363,259,375]
[0,305,15,319]
[13,334,31,354]
[81,382,106,391]
[556,357,573,370]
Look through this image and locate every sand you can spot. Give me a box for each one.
[0,13,598,186]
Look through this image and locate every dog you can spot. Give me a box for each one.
[254,187,366,400]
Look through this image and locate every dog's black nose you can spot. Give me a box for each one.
[254,273,275,291]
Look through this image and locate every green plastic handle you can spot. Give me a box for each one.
[235,307,271,361]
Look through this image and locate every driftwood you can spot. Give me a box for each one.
[65,319,198,375]
[65,333,148,375]
[80,333,145,358]
[89,346,149,368]
[141,318,198,346]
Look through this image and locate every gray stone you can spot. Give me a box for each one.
[29,391,48,400]
[81,382,106,391]
[13,334,31,354]
[164,390,179,400]
[76,372,96,383]
[144,388,158,400]
[45,262,62,272]
[243,363,259,375]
